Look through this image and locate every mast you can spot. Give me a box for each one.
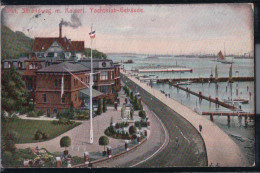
[90,25,94,144]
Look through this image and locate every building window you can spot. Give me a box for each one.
[111,71,113,79]
[112,85,114,94]
[43,94,46,103]
[100,86,108,94]
[93,74,98,81]
[41,52,44,57]
[100,71,108,81]
[55,79,58,87]
[62,95,65,103]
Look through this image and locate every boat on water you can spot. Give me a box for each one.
[223,98,249,104]
[217,50,234,64]
[176,80,192,85]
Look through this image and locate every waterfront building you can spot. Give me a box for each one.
[35,61,105,115]
[32,24,85,60]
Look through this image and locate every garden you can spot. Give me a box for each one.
[1,135,86,168]
[1,115,81,144]
[104,85,148,141]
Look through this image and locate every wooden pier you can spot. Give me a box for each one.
[157,76,254,84]
[172,84,238,110]
[202,112,254,124]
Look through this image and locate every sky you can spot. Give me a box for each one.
[1,4,254,55]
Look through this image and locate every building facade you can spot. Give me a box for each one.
[35,62,91,114]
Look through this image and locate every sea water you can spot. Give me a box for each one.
[109,54,255,165]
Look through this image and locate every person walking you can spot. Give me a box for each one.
[199,124,202,132]
[175,137,179,149]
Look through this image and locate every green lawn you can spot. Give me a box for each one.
[2,119,81,144]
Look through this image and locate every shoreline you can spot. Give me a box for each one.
[122,70,250,167]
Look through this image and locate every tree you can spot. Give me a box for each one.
[138,110,146,119]
[60,136,71,150]
[130,91,134,101]
[130,107,134,119]
[2,130,18,153]
[1,67,29,113]
[103,99,107,112]
[121,105,125,119]
[99,136,109,152]
[110,117,113,127]
[129,125,137,135]
[96,99,102,115]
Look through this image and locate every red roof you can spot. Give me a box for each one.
[32,37,84,52]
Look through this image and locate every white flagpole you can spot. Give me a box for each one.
[90,25,94,144]
[61,74,64,98]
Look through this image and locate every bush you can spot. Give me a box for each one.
[135,120,148,128]
[138,110,146,119]
[2,151,13,165]
[37,110,44,117]
[42,132,48,140]
[60,136,71,150]
[129,125,137,135]
[27,111,37,117]
[115,122,129,129]
[99,136,109,152]
[34,130,42,140]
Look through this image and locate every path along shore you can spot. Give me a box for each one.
[122,71,250,167]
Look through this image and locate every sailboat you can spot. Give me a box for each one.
[217,50,233,64]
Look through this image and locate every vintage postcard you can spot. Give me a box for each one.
[1,4,254,168]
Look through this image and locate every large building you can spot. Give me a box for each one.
[32,24,85,60]
[35,62,104,114]
[1,25,121,115]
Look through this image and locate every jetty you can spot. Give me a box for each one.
[202,112,254,124]
[132,65,193,73]
[122,70,249,167]
[157,76,254,83]
[172,84,239,110]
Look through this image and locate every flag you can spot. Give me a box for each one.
[61,76,64,98]
[89,31,95,39]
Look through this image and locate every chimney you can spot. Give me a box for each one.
[59,23,62,38]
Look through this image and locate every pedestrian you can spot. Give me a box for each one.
[175,137,179,149]
[209,163,213,167]
[199,124,202,132]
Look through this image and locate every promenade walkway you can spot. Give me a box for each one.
[16,88,166,168]
[122,71,249,167]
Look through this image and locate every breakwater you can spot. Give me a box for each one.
[157,76,254,83]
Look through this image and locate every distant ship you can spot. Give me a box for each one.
[217,51,233,64]
[146,55,158,59]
